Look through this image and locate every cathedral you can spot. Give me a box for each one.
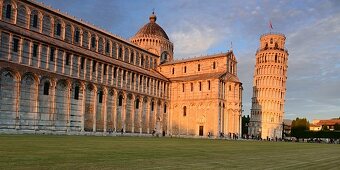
[0,0,242,138]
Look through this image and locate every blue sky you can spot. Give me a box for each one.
[37,0,340,120]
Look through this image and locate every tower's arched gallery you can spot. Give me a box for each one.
[0,0,242,137]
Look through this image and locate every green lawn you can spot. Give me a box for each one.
[0,135,339,169]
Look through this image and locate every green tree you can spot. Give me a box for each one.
[242,115,250,136]
[291,117,310,138]
[334,123,340,131]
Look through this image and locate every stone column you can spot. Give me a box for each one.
[146,98,151,133]
[15,75,21,130]
[70,54,73,76]
[138,97,144,134]
[112,90,117,132]
[80,83,86,132]
[122,92,127,133]
[159,100,164,134]
[130,95,135,133]
[8,33,12,61]
[92,86,97,132]
[103,88,108,133]
[61,51,65,74]
[50,80,57,130]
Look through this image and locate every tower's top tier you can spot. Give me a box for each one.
[259,33,286,50]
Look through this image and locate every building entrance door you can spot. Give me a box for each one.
[199,126,204,136]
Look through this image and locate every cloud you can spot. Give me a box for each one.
[171,23,223,57]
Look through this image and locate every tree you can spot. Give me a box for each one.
[291,117,310,138]
[321,125,329,131]
[242,115,250,136]
[334,123,340,131]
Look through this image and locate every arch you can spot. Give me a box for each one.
[2,1,17,23]
[17,4,27,28]
[37,77,54,130]
[106,88,116,131]
[55,79,69,131]
[84,83,95,131]
[19,72,38,130]
[0,69,19,129]
[30,9,40,30]
[82,30,89,48]
[65,23,73,43]
[125,93,134,132]
[98,37,104,54]
[42,14,51,35]
[96,87,105,132]
[160,51,168,64]
[116,92,125,131]
[54,18,63,38]
[69,81,84,131]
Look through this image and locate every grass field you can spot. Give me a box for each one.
[0,135,339,169]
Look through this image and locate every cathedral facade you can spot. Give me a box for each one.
[0,0,242,138]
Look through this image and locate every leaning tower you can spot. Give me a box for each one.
[249,33,289,139]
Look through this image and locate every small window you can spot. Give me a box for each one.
[74,30,80,43]
[184,66,186,73]
[123,70,126,80]
[151,102,154,111]
[164,104,167,113]
[118,96,123,106]
[135,99,139,109]
[43,81,50,95]
[183,106,187,116]
[92,61,97,72]
[172,68,175,74]
[198,64,200,71]
[229,85,232,91]
[91,36,96,48]
[130,52,134,63]
[56,23,61,36]
[191,83,193,92]
[270,38,273,44]
[50,47,55,61]
[114,67,117,78]
[199,82,202,91]
[119,48,123,59]
[6,4,12,19]
[103,64,107,75]
[98,91,103,103]
[74,86,80,100]
[213,62,216,69]
[140,76,142,85]
[80,57,85,69]
[13,38,19,52]
[65,53,70,65]
[182,83,185,92]
[106,42,110,53]
[33,44,38,57]
[33,14,38,28]
[208,80,211,90]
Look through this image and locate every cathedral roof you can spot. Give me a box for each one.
[169,71,239,82]
[161,51,233,66]
[134,12,169,40]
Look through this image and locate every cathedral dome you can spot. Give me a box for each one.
[134,12,169,40]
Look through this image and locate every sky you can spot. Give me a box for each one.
[37,0,340,121]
